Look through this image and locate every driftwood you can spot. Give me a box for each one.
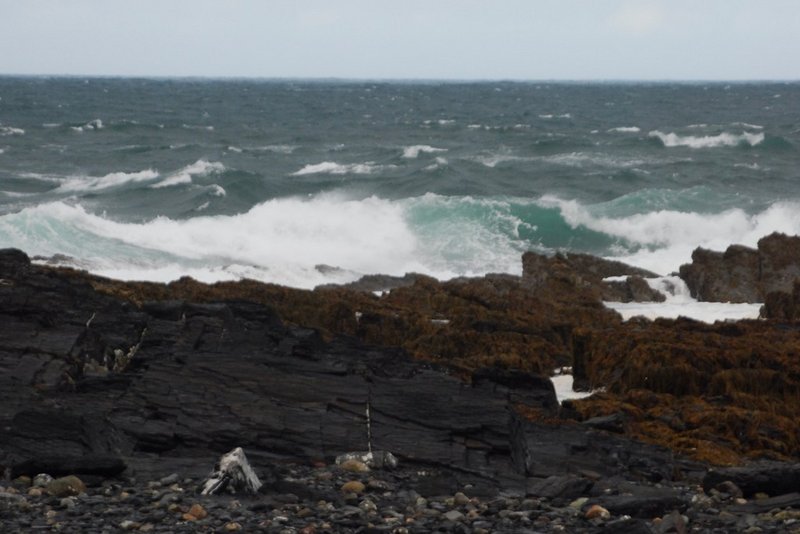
[201,447,262,495]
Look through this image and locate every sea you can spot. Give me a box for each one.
[1,77,798,323]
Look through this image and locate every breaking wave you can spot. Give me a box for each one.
[649,130,765,148]
[402,145,447,159]
[55,169,159,193]
[292,161,395,176]
[150,160,225,189]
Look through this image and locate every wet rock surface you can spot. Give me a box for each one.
[679,232,800,302]
[3,460,800,533]
[2,247,800,530]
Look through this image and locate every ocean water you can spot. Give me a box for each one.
[1,78,799,304]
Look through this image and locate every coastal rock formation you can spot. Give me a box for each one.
[2,246,800,529]
[762,280,800,320]
[522,251,664,303]
[568,318,800,463]
[679,232,800,302]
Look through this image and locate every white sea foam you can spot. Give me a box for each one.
[245,144,298,154]
[649,130,765,148]
[605,276,762,323]
[423,119,455,126]
[0,196,424,289]
[227,146,243,153]
[42,123,61,128]
[423,157,448,171]
[291,161,395,176]
[731,122,764,130]
[71,119,103,133]
[608,126,641,133]
[0,125,25,136]
[402,145,447,159]
[477,151,648,169]
[550,374,599,403]
[539,113,571,119]
[54,169,159,193]
[209,184,226,197]
[181,124,214,131]
[734,162,761,170]
[540,195,800,275]
[150,160,225,189]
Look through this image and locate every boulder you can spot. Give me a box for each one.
[46,475,86,497]
[678,245,760,302]
[679,232,800,302]
[11,455,126,479]
[703,462,800,497]
[522,252,664,303]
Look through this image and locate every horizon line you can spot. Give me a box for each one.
[1,73,799,84]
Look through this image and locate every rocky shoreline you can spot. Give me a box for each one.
[2,237,800,532]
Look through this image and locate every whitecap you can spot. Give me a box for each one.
[539,195,800,275]
[648,130,764,148]
[150,160,225,189]
[731,122,764,130]
[255,145,297,153]
[291,161,395,176]
[54,169,159,193]
[608,126,641,133]
[402,145,447,159]
[0,125,25,136]
[71,119,103,133]
[423,157,448,171]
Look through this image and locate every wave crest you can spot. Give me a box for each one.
[151,160,225,189]
[649,130,764,148]
[402,145,447,159]
[0,125,25,136]
[291,161,395,176]
[55,169,159,193]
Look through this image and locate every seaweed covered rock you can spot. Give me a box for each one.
[522,252,664,303]
[568,318,800,463]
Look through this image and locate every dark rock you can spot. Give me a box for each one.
[525,475,593,503]
[590,487,685,518]
[604,275,666,303]
[522,251,663,304]
[319,273,427,293]
[679,232,800,303]
[703,462,800,497]
[679,245,760,302]
[728,492,800,513]
[510,415,676,483]
[11,455,126,479]
[758,233,800,294]
[581,413,626,433]
[655,510,687,534]
[762,280,800,320]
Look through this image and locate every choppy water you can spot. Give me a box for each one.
[1,77,798,289]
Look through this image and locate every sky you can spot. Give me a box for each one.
[1,0,798,80]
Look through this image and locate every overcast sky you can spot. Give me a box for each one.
[1,0,798,80]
